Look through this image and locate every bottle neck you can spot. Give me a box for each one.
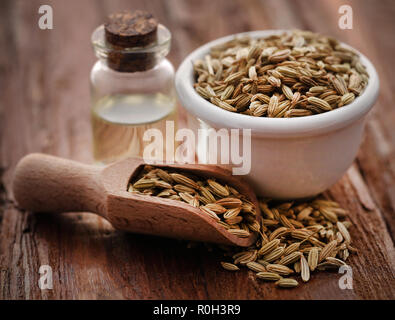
[106,49,157,73]
[98,56,166,74]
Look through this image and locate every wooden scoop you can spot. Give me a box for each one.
[12,153,260,247]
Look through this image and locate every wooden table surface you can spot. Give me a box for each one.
[0,0,394,300]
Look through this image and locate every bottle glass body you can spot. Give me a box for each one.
[90,25,177,164]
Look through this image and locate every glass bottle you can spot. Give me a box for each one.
[90,17,177,164]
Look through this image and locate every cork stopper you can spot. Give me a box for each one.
[105,10,158,47]
[104,10,159,72]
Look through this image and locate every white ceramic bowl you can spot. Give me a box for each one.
[175,30,379,199]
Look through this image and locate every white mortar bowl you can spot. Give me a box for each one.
[175,30,379,199]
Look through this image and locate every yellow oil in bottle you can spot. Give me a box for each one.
[91,93,177,164]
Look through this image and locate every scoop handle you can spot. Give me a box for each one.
[12,153,106,216]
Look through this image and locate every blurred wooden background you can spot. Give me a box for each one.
[0,0,394,299]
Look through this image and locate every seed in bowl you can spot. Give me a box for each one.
[193,30,369,117]
[128,165,259,238]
